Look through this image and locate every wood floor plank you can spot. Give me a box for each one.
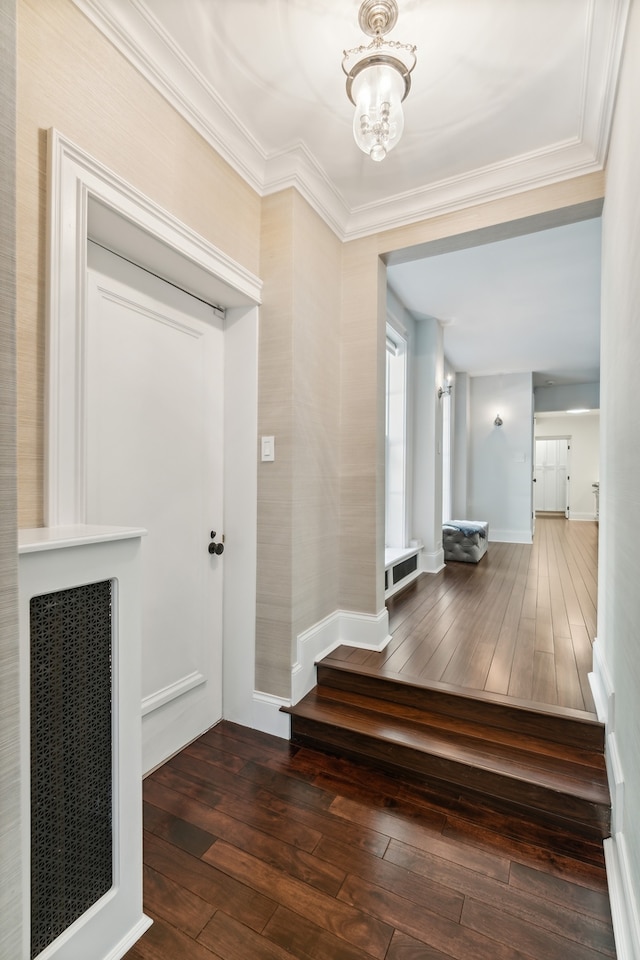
[338,873,532,960]
[202,840,394,959]
[143,831,277,933]
[126,911,224,959]
[144,779,347,897]
[198,910,299,960]
[141,864,215,939]
[263,905,384,960]
[460,896,613,960]
[383,838,615,955]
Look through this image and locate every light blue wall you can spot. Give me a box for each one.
[468,373,534,543]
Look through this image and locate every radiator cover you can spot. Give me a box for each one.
[30,581,113,958]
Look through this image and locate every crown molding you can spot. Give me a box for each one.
[71,0,628,243]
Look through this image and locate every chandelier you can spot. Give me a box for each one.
[342,0,417,162]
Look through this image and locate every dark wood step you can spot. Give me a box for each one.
[283,685,610,844]
[318,654,605,751]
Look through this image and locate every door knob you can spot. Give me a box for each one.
[208,531,224,555]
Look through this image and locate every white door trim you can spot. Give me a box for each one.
[45,128,261,732]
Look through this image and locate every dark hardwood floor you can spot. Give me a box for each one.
[125,721,614,960]
[339,516,599,715]
[125,517,613,959]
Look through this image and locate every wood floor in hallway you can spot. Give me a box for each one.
[333,516,599,716]
[123,517,611,960]
[124,721,614,960]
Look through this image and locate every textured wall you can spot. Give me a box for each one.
[468,373,534,541]
[257,191,342,698]
[16,0,261,526]
[0,1,21,954]
[600,0,640,925]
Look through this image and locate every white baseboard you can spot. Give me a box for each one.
[419,548,445,574]
[250,690,291,739]
[590,638,614,725]
[291,608,391,706]
[106,916,153,960]
[490,529,533,543]
[568,513,598,521]
[605,833,640,960]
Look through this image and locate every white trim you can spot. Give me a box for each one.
[490,529,533,544]
[140,671,206,717]
[605,833,640,960]
[419,548,445,574]
[291,609,391,706]
[45,127,261,768]
[46,128,262,528]
[590,637,615,725]
[69,0,629,242]
[251,692,291,740]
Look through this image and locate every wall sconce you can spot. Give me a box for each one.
[438,376,452,400]
[494,413,503,426]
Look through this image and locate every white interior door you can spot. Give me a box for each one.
[86,242,224,772]
[535,438,570,514]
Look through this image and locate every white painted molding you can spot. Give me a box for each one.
[419,549,445,574]
[291,609,391,706]
[607,731,625,838]
[46,126,261,769]
[590,638,615,726]
[605,833,640,960]
[490,529,533,544]
[141,671,206,717]
[46,128,262,528]
[69,0,629,242]
[251,692,291,740]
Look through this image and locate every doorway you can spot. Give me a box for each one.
[535,437,570,516]
[46,130,261,766]
[86,242,225,769]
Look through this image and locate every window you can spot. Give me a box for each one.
[386,328,407,547]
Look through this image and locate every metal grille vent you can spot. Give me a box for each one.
[30,580,113,958]
[392,554,417,585]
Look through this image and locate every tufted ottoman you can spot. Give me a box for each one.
[443,521,489,563]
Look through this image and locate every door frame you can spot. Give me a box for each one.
[534,435,571,517]
[45,129,261,733]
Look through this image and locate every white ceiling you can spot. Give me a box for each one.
[74,0,629,387]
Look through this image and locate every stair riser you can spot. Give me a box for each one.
[290,716,610,842]
[317,663,604,752]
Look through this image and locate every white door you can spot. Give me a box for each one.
[86,242,224,772]
[535,438,570,515]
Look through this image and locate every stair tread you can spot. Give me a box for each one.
[320,654,600,724]
[285,689,609,805]
[310,684,606,770]
[317,656,604,752]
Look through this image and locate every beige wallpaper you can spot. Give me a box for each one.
[257,190,342,697]
[16,0,261,526]
[1,2,21,952]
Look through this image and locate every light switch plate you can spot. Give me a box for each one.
[261,436,275,462]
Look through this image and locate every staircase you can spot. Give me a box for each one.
[283,651,610,854]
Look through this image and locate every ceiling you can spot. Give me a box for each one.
[74,0,629,387]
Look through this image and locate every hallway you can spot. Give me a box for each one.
[335,516,598,717]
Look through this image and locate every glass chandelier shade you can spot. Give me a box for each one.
[351,59,406,161]
[342,0,417,162]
